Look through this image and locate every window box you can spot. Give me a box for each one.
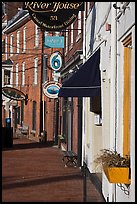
[94,149,131,184]
[103,167,131,184]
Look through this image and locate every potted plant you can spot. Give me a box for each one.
[94,149,131,184]
[58,134,65,148]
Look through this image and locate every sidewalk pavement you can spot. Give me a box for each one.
[2,136,105,202]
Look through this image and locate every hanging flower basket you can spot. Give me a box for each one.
[103,167,131,184]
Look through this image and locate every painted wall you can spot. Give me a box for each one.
[84,2,135,202]
[84,2,111,171]
[116,2,135,202]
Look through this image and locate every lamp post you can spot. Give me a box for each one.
[39,29,44,142]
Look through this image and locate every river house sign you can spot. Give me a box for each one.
[23,2,84,31]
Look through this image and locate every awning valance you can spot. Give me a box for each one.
[58,48,101,97]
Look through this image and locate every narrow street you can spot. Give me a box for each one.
[2,136,105,202]
[2,2,135,202]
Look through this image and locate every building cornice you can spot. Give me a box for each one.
[3,13,30,34]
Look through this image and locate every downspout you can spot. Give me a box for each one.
[110,2,117,202]
[110,2,117,156]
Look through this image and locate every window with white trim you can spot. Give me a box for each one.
[87,2,90,15]
[35,24,39,47]
[5,36,8,59]
[2,39,5,54]
[45,31,48,37]
[70,23,74,45]
[10,34,14,56]
[34,58,38,85]
[17,31,20,53]
[23,27,26,52]
[22,62,25,86]
[16,64,19,86]
[65,31,68,54]
[55,31,60,36]
[77,11,82,36]
[2,2,5,16]
[4,70,11,85]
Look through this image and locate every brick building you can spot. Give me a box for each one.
[2,2,94,152]
[2,3,62,143]
[2,2,94,147]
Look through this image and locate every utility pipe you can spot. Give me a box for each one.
[109,2,117,202]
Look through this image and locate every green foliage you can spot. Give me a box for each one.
[58,134,65,140]
[94,149,130,168]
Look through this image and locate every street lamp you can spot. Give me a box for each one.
[39,29,44,142]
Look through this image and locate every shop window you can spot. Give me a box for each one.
[90,92,101,114]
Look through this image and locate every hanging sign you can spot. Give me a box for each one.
[2,87,26,101]
[50,52,62,71]
[43,81,62,99]
[45,36,64,48]
[23,2,84,31]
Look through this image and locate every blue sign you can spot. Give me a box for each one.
[5,118,11,127]
[6,118,11,124]
[45,36,64,48]
[43,81,62,99]
[50,52,62,71]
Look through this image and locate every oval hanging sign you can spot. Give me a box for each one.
[50,52,62,71]
[2,87,26,101]
[43,81,62,99]
[23,2,84,31]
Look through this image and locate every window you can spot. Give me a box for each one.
[65,31,68,54]
[10,35,14,56]
[5,36,8,59]
[32,101,37,130]
[21,101,24,126]
[70,23,74,45]
[122,35,132,157]
[45,31,48,37]
[17,31,20,53]
[34,58,38,85]
[22,62,25,86]
[17,106,21,125]
[55,31,60,36]
[16,64,19,86]
[87,2,91,15]
[90,94,101,114]
[23,27,26,52]
[43,55,47,83]
[35,24,39,47]
[77,11,82,36]
[2,2,5,16]
[4,70,11,85]
[2,39,5,53]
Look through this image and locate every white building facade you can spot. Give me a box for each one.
[83,2,135,202]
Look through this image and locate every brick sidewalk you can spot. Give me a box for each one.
[2,137,105,202]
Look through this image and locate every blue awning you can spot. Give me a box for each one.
[58,48,101,97]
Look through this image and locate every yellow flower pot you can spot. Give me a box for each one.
[103,167,131,184]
